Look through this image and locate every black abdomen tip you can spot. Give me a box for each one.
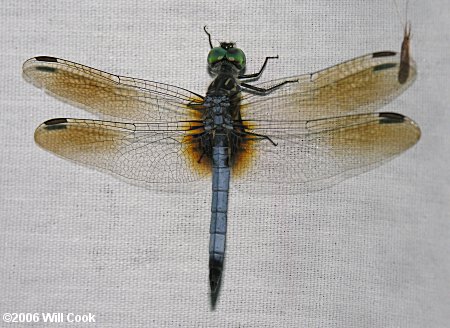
[209,268,222,293]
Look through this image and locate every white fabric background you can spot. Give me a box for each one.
[1,0,449,327]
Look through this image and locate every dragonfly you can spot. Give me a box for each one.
[23,27,420,297]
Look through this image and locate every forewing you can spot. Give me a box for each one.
[23,56,204,122]
[34,118,210,184]
[241,52,417,121]
[233,112,420,191]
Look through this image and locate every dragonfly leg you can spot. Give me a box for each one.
[233,129,277,146]
[241,79,298,95]
[239,56,279,81]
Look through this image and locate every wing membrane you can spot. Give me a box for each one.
[233,112,420,191]
[241,51,417,121]
[29,52,419,191]
[23,56,204,122]
[34,112,420,190]
[34,118,209,184]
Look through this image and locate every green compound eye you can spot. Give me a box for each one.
[225,47,246,69]
[207,46,246,70]
[207,47,227,65]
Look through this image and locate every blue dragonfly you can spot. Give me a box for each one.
[23,27,420,298]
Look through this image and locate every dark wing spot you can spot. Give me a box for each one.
[378,112,405,124]
[35,66,57,73]
[372,51,396,58]
[43,118,68,130]
[35,56,58,62]
[45,118,68,125]
[373,63,397,72]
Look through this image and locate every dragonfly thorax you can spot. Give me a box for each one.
[203,95,234,131]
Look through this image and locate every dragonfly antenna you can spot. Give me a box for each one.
[203,26,214,49]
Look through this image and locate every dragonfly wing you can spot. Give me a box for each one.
[233,112,420,191]
[34,118,210,184]
[23,56,204,122]
[241,52,417,121]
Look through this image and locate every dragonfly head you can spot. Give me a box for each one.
[207,42,246,73]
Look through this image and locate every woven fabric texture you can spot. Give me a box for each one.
[0,0,448,327]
